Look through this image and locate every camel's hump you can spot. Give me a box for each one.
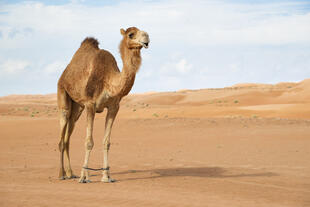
[80,37,99,49]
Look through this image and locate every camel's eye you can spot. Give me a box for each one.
[128,33,134,39]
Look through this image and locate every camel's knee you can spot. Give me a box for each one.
[85,138,94,150]
[59,110,71,131]
[60,109,71,120]
[59,141,65,152]
[103,142,110,150]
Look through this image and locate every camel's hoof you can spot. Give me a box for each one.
[66,174,78,179]
[101,177,116,183]
[59,176,65,180]
[78,176,91,183]
[78,179,91,183]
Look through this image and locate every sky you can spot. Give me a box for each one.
[0,0,309,96]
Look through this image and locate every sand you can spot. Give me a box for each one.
[0,79,309,207]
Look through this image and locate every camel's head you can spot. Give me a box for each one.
[120,27,150,49]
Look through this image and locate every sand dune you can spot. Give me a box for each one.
[2,79,309,119]
[0,79,309,207]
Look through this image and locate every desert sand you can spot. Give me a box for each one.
[0,79,309,207]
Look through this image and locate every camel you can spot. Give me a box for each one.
[57,27,150,183]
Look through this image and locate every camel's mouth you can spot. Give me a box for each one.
[141,42,149,49]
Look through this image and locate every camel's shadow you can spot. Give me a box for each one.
[107,166,277,182]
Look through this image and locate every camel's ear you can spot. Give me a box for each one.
[120,28,126,36]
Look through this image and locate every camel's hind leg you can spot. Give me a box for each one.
[63,101,84,178]
[58,87,72,180]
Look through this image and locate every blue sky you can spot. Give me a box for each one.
[0,0,309,96]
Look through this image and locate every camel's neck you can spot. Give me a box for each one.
[116,40,141,97]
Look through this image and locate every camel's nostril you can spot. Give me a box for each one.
[145,42,149,47]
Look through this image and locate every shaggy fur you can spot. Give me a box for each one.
[80,37,99,49]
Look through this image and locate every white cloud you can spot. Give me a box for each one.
[160,58,192,75]
[175,59,192,74]
[0,59,29,75]
[44,61,66,74]
[1,0,309,46]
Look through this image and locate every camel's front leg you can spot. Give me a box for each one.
[101,105,119,183]
[79,104,95,183]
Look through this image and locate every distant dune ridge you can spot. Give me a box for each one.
[0,79,309,119]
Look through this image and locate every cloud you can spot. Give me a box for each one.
[0,59,29,75]
[176,59,192,74]
[44,61,66,74]
[161,58,192,75]
[1,0,309,46]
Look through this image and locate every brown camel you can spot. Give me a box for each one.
[57,27,150,183]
